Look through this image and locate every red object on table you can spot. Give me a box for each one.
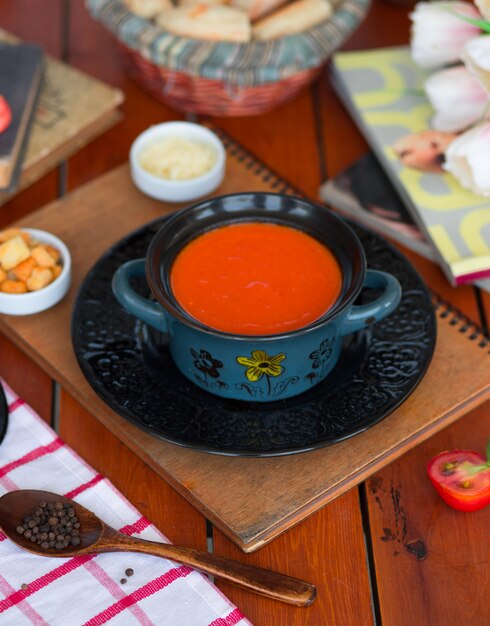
[0,96,12,134]
[428,447,490,512]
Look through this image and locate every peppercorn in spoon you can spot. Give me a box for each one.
[0,489,316,607]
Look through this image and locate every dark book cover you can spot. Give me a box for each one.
[0,42,44,191]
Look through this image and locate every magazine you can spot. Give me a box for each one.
[330,46,490,287]
[319,152,490,294]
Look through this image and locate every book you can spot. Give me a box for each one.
[0,29,124,205]
[319,152,490,294]
[330,46,490,287]
[0,43,44,191]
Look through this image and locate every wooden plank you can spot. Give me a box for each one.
[481,290,490,332]
[213,86,373,618]
[212,87,321,198]
[0,173,60,227]
[59,390,208,550]
[344,0,411,51]
[0,334,52,423]
[366,401,490,626]
[0,1,62,56]
[319,7,490,625]
[0,1,62,221]
[0,161,487,552]
[213,489,374,626]
[65,1,182,192]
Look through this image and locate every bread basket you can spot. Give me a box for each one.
[87,0,371,116]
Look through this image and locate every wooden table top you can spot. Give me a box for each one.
[0,1,488,625]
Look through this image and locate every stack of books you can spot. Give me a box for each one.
[0,30,123,203]
[325,46,490,291]
[0,42,44,192]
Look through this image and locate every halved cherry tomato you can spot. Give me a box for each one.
[428,445,490,512]
[0,96,12,134]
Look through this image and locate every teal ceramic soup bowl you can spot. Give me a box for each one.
[112,193,401,402]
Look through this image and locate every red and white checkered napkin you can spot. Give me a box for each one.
[0,381,252,626]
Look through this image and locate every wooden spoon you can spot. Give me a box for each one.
[0,489,316,607]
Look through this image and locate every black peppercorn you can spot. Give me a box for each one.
[16,500,83,551]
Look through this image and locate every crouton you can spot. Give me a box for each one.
[31,245,57,268]
[51,264,62,280]
[1,279,28,294]
[26,267,53,291]
[0,228,31,244]
[12,256,38,282]
[44,245,61,263]
[0,236,31,271]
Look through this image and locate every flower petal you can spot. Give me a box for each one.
[246,366,264,382]
[462,35,490,92]
[410,2,482,69]
[425,65,488,132]
[269,353,286,365]
[237,356,257,367]
[444,122,490,196]
[251,350,269,363]
[265,363,284,377]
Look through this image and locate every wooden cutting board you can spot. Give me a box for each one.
[1,133,489,552]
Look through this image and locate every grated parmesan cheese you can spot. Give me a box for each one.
[138,135,218,180]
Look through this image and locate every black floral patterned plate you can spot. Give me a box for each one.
[71,218,436,457]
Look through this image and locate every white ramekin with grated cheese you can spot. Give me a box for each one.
[130,122,226,202]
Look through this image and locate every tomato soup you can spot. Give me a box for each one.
[170,222,342,335]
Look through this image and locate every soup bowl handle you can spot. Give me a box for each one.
[341,269,401,336]
[112,259,169,333]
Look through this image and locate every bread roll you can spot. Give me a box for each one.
[229,0,288,21]
[253,0,332,40]
[156,6,251,42]
[124,0,172,19]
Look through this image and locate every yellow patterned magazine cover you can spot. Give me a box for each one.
[331,46,490,286]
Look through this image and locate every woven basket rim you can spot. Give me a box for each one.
[87,0,371,85]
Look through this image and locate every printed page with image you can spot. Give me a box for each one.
[330,46,490,287]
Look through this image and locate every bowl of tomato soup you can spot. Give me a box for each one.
[113,193,401,402]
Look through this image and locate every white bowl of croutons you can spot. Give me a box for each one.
[0,228,71,316]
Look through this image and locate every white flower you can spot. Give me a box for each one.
[425,65,489,132]
[462,35,490,92]
[410,2,482,69]
[474,0,490,20]
[444,123,490,196]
